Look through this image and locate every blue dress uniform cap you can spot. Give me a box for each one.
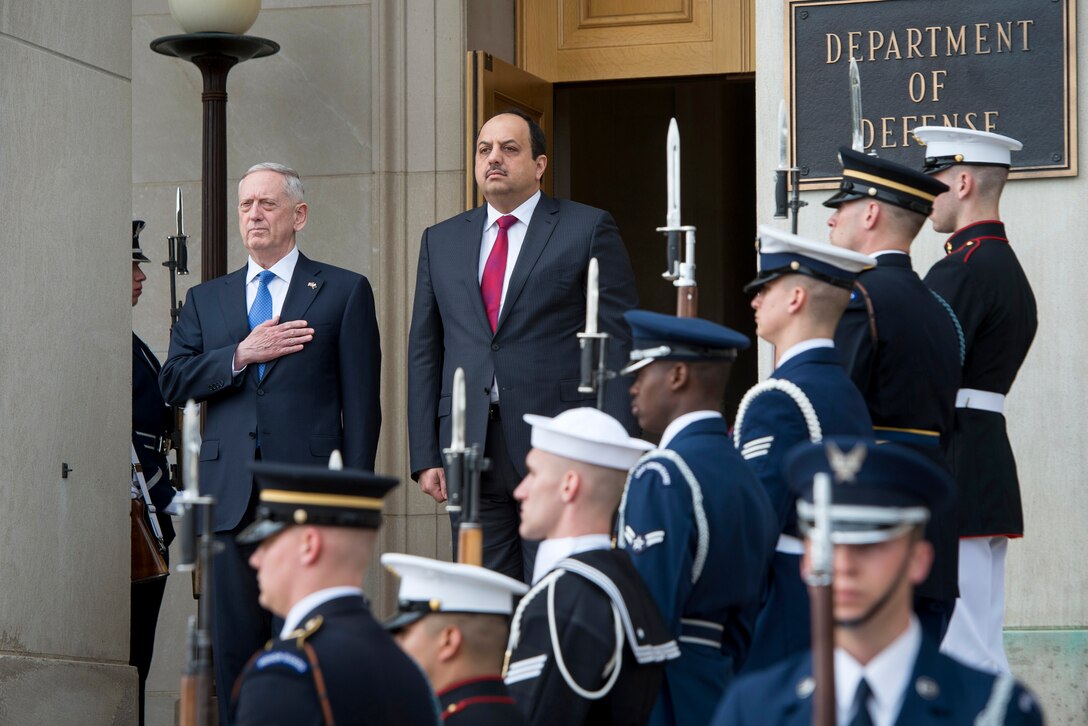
[622,309,750,375]
[745,224,877,293]
[785,437,953,544]
[132,219,150,262]
[236,461,399,545]
[380,553,528,633]
[823,147,949,216]
[911,126,1022,174]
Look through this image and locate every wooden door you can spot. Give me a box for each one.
[517,0,754,83]
[465,51,554,210]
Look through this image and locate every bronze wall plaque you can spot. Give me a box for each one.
[786,0,1076,187]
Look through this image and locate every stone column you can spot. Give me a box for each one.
[0,3,137,723]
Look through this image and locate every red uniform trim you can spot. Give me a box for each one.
[437,675,507,697]
[442,696,517,720]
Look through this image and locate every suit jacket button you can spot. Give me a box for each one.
[257,388,265,396]
[491,343,500,351]
[248,432,256,439]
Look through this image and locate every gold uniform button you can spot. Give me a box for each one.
[293,509,308,524]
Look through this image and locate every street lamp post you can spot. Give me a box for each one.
[151,13,278,281]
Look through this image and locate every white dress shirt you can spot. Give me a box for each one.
[776,338,834,368]
[659,410,722,450]
[479,191,541,402]
[233,246,301,375]
[280,586,364,639]
[834,617,922,726]
[531,534,612,585]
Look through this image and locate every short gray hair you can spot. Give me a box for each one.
[241,162,305,202]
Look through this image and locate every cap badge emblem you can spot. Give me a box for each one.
[826,441,867,483]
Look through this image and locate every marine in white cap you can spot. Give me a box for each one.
[736,225,877,672]
[382,554,528,725]
[503,408,679,725]
[912,125,1038,675]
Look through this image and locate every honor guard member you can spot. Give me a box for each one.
[504,408,679,725]
[736,225,876,672]
[617,311,777,726]
[825,148,962,643]
[711,438,1044,726]
[130,220,178,726]
[383,554,528,725]
[230,461,439,726]
[912,127,1037,675]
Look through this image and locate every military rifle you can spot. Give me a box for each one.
[657,118,698,317]
[443,368,489,565]
[177,400,217,726]
[774,100,807,235]
[164,187,190,486]
[806,472,835,726]
[577,257,614,410]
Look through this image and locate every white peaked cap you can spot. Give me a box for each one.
[912,126,1023,169]
[382,553,528,616]
[757,224,877,274]
[523,407,653,471]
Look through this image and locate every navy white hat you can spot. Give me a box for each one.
[236,460,399,545]
[745,224,876,293]
[132,220,150,262]
[621,309,750,375]
[911,126,1023,174]
[523,407,653,470]
[823,147,949,216]
[381,553,529,633]
[786,437,952,545]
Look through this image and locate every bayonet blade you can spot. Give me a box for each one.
[850,58,865,153]
[666,118,681,229]
[778,100,789,171]
[176,187,185,238]
[450,368,466,451]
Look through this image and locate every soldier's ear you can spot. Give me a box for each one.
[668,362,688,391]
[438,625,463,662]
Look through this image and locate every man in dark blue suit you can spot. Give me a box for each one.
[712,438,1043,726]
[825,148,962,642]
[131,220,176,726]
[160,163,381,724]
[735,225,876,672]
[408,110,638,582]
[616,311,777,726]
[231,461,438,726]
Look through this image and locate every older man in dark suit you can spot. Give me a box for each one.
[408,110,638,582]
[160,162,381,725]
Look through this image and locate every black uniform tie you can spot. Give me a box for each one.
[848,678,875,726]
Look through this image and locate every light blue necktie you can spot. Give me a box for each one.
[248,269,276,380]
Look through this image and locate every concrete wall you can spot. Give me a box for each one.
[756,3,1087,723]
[0,1,136,722]
[131,1,468,722]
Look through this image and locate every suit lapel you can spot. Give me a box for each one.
[218,266,251,346]
[262,252,324,383]
[460,207,493,335]
[496,194,559,333]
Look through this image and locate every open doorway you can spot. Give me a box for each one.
[553,75,758,416]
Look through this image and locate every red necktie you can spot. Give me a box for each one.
[481,215,517,333]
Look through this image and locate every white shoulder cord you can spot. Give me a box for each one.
[504,567,625,700]
[974,673,1015,726]
[733,379,823,447]
[547,572,625,700]
[616,449,710,584]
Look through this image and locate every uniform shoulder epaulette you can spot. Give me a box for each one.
[282,615,325,648]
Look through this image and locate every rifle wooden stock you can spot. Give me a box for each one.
[178,672,212,726]
[809,582,836,726]
[457,523,483,566]
[676,285,698,318]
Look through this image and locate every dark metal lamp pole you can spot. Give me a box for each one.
[150,32,279,281]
